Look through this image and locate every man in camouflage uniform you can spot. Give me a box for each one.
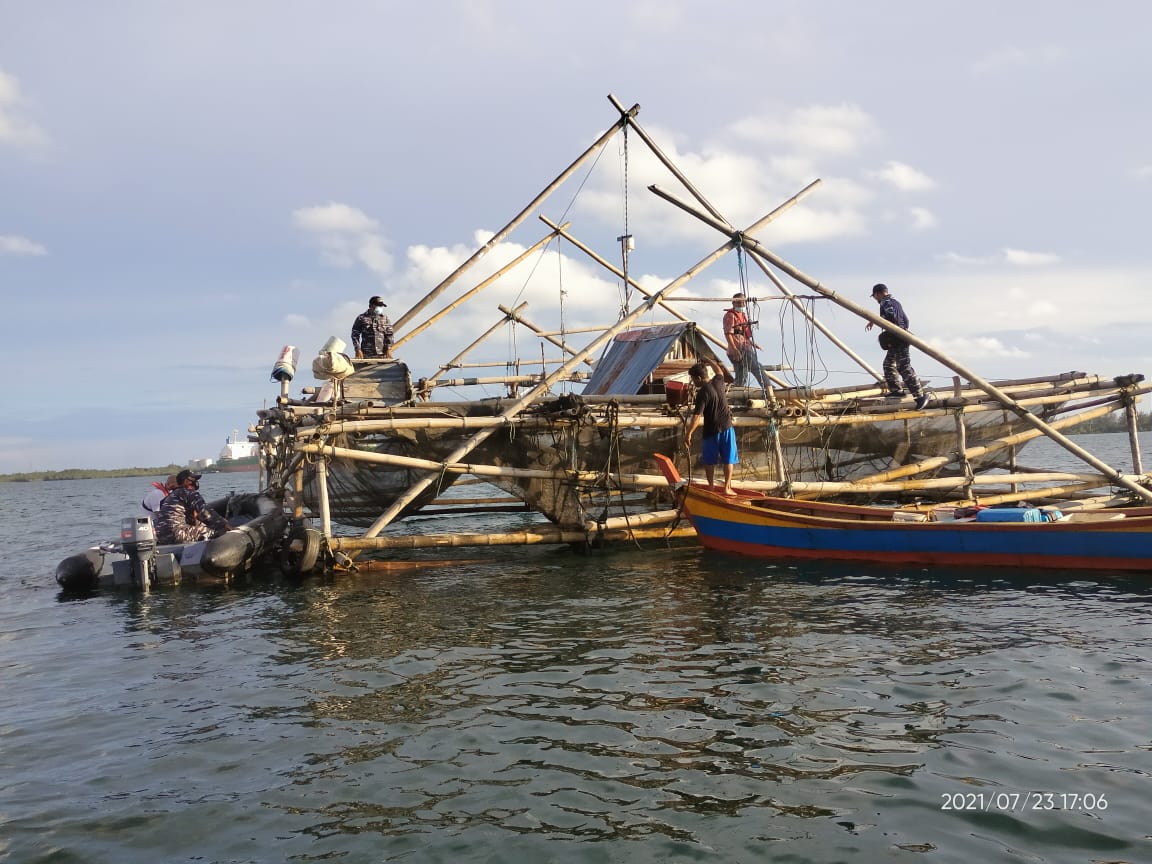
[866,283,929,410]
[154,469,230,545]
[351,295,394,358]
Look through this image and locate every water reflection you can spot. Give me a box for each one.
[12,515,1152,862]
[220,549,1148,858]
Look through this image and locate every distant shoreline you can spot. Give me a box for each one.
[0,466,184,483]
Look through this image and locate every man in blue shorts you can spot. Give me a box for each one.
[684,356,738,495]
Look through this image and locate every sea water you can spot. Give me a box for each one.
[1,433,1151,864]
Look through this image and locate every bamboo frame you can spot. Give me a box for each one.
[391,104,638,333]
[393,225,568,351]
[357,195,818,540]
[648,183,1152,503]
[419,301,529,392]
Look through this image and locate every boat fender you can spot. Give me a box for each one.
[56,550,101,591]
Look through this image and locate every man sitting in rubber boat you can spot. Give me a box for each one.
[154,469,231,544]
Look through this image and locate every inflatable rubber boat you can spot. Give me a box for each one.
[55,492,315,591]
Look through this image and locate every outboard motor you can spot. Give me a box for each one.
[120,516,157,591]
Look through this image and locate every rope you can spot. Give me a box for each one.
[620,126,631,318]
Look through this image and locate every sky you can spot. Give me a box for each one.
[3,1,1151,473]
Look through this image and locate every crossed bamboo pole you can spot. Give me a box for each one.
[646,184,1152,504]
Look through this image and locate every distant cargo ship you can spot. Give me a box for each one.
[208,430,260,473]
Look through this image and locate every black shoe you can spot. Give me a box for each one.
[883,390,905,399]
[914,394,930,410]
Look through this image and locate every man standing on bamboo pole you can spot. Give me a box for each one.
[723,292,767,389]
[866,283,929,409]
[685,357,738,495]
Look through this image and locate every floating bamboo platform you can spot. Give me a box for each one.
[248,95,1152,571]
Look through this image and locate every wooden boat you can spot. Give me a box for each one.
[54,493,309,591]
[653,454,1152,571]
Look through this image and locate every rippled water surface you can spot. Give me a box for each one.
[3,435,1152,863]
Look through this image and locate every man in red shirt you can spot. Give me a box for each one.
[723,293,766,389]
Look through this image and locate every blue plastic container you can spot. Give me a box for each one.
[975,508,1045,523]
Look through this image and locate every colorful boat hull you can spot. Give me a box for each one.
[654,454,1152,571]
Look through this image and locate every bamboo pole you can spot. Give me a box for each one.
[393,225,567,351]
[293,461,304,519]
[852,399,1122,485]
[538,217,725,349]
[316,456,332,537]
[962,481,1106,508]
[298,440,668,488]
[608,95,880,386]
[437,358,576,370]
[420,301,530,392]
[538,215,791,387]
[647,184,1152,504]
[290,389,1130,439]
[299,441,1139,501]
[283,375,1135,425]
[329,523,696,552]
[496,303,592,366]
[391,104,638,333]
[953,379,973,500]
[745,247,883,384]
[610,93,729,224]
[1125,392,1144,474]
[583,509,681,531]
[358,201,807,539]
[607,96,838,390]
[425,373,587,390]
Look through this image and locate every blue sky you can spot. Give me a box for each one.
[3,1,1151,472]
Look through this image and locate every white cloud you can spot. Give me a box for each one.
[574,108,879,250]
[731,103,879,157]
[1003,247,1060,267]
[0,234,47,256]
[936,248,1059,267]
[871,160,937,191]
[932,335,1030,361]
[937,250,993,265]
[0,69,49,150]
[971,44,1067,75]
[293,202,393,278]
[909,207,938,231]
[1134,165,1152,180]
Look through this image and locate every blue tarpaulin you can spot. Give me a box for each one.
[581,323,691,396]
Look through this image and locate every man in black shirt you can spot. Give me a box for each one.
[684,356,738,495]
[351,295,394,359]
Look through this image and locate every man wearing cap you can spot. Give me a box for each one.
[154,469,231,544]
[865,283,929,409]
[723,293,766,389]
[351,295,394,359]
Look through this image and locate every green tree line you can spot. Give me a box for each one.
[0,465,184,483]
[1067,410,1152,434]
